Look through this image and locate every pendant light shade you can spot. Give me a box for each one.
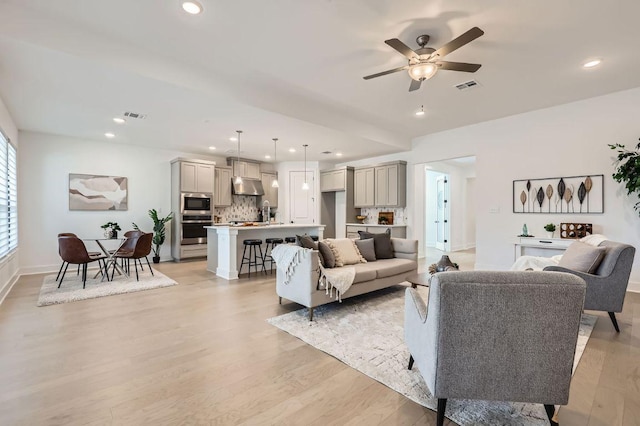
[234,130,243,185]
[302,144,309,190]
[271,138,279,188]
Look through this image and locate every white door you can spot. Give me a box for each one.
[289,171,316,223]
[435,175,450,251]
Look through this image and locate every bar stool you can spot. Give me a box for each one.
[285,237,296,244]
[264,237,283,273]
[239,239,266,277]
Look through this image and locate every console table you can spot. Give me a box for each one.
[514,237,574,261]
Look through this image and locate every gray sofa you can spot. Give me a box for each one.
[277,238,418,320]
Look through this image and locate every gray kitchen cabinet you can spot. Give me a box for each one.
[214,166,233,207]
[374,162,406,207]
[320,169,347,192]
[231,160,261,179]
[178,161,215,193]
[354,167,375,207]
[260,172,278,207]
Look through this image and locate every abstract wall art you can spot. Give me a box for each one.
[513,174,603,214]
[69,173,128,211]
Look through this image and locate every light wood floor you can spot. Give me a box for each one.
[1,256,639,425]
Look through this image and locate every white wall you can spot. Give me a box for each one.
[18,131,227,274]
[0,95,19,300]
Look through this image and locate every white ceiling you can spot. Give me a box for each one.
[1,0,640,162]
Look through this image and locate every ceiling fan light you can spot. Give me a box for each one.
[408,63,438,81]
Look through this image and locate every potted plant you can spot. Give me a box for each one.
[610,141,640,215]
[544,223,556,238]
[100,221,121,239]
[134,209,173,263]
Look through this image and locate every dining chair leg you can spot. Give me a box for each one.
[55,261,66,282]
[82,263,87,289]
[77,264,80,276]
[134,259,139,281]
[58,263,70,288]
[138,258,144,271]
[145,256,154,276]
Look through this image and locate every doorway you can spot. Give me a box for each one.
[423,156,476,255]
[289,171,316,223]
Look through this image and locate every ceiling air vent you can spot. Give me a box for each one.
[454,80,481,91]
[123,111,147,119]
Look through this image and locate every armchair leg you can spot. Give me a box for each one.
[408,355,414,370]
[544,404,558,426]
[278,296,282,305]
[308,307,314,321]
[437,398,447,426]
[608,312,620,332]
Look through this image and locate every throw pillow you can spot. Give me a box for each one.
[297,234,318,250]
[355,238,376,262]
[358,229,394,259]
[318,241,335,268]
[326,238,366,266]
[558,241,607,273]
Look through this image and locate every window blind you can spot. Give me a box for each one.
[0,130,17,258]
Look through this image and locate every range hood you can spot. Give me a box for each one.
[232,177,265,196]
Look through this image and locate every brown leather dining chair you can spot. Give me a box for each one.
[110,230,144,270]
[56,232,102,281]
[57,236,108,288]
[112,232,154,281]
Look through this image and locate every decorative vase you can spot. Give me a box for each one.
[436,255,456,272]
[547,231,554,238]
[112,230,118,239]
[103,228,113,239]
[153,256,160,264]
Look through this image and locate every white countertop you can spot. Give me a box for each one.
[346,223,407,227]
[206,223,325,231]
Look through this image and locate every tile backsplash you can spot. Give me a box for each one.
[359,207,407,225]
[214,195,260,222]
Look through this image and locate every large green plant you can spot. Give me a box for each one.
[610,141,640,215]
[133,209,173,257]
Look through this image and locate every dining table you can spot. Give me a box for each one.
[83,237,129,281]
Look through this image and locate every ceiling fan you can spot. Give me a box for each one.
[363,27,484,92]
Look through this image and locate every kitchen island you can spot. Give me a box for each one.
[206,224,325,280]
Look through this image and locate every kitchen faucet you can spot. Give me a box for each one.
[261,200,271,223]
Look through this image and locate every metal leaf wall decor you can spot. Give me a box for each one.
[512,174,604,214]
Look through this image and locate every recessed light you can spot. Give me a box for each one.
[229,137,238,142]
[415,105,425,116]
[113,117,126,124]
[265,155,271,159]
[182,1,203,15]
[105,132,115,138]
[336,152,343,157]
[583,59,601,68]
[209,146,216,150]
[289,148,296,153]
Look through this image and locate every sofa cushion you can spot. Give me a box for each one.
[358,229,394,259]
[559,241,606,273]
[326,238,366,266]
[351,263,379,284]
[297,234,318,250]
[374,258,417,279]
[318,241,335,268]
[355,238,376,262]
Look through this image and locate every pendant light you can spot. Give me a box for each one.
[234,130,243,185]
[302,144,309,190]
[271,138,279,188]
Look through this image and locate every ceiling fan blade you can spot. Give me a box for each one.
[433,27,484,58]
[409,79,421,92]
[363,65,409,80]
[436,61,482,72]
[384,38,419,60]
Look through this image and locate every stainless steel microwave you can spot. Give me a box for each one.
[181,193,212,214]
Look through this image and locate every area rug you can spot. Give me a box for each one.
[37,268,177,306]
[268,286,597,425]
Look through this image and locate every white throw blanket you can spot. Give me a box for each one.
[511,234,609,271]
[271,245,310,285]
[319,265,356,302]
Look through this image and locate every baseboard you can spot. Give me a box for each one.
[0,272,19,306]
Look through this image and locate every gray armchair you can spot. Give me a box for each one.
[544,240,635,332]
[405,271,586,426]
